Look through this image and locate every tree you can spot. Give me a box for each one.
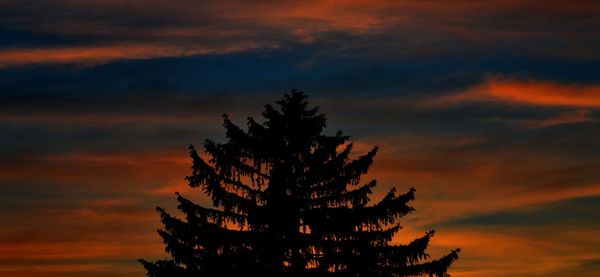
[140,91,460,277]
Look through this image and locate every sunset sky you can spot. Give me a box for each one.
[1,1,600,276]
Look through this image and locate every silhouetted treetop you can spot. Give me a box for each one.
[140,90,460,276]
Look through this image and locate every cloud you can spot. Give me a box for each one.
[354,131,600,226]
[448,78,600,107]
[516,110,596,128]
[423,196,600,276]
[0,43,277,67]
[486,79,600,107]
[1,0,598,66]
[0,113,218,125]
[424,227,600,277]
[0,190,162,277]
[0,151,190,188]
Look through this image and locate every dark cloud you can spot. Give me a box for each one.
[1,0,599,66]
[440,196,600,228]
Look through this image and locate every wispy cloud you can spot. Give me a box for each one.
[430,77,600,108]
[516,110,595,128]
[0,43,278,67]
[460,79,600,107]
[1,0,598,66]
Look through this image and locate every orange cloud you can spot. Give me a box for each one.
[423,228,600,277]
[487,80,600,107]
[0,42,276,67]
[518,110,595,128]
[0,151,190,192]
[0,113,218,125]
[355,134,600,226]
[391,217,600,276]
[2,0,597,67]
[449,79,600,107]
[0,241,155,277]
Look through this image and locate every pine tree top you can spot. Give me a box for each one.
[140,90,460,277]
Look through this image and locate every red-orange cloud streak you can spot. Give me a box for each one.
[0,43,277,67]
[448,78,600,107]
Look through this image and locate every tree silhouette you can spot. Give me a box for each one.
[140,91,460,276]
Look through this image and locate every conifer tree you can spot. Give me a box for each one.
[140,91,460,276]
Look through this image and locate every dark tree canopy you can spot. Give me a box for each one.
[140,91,460,276]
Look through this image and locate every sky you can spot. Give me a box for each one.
[1,0,599,276]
